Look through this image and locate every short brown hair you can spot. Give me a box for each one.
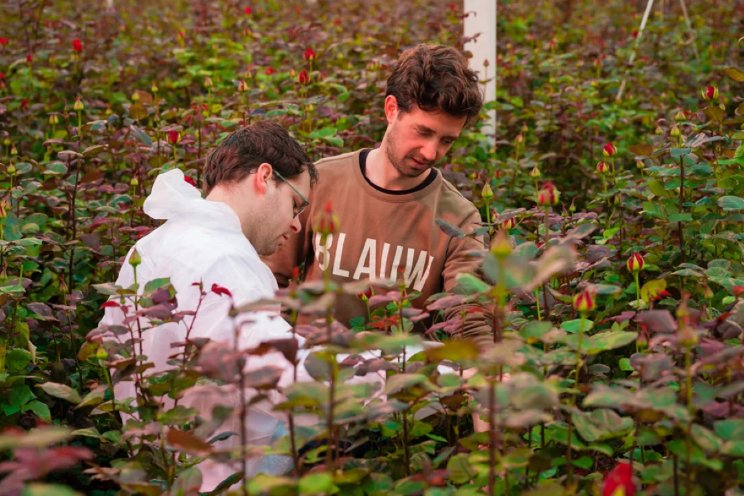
[386,44,483,124]
[202,121,317,194]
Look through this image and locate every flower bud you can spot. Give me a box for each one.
[490,229,512,259]
[674,110,686,121]
[204,76,213,88]
[701,85,718,101]
[128,247,142,268]
[151,84,159,93]
[530,166,541,178]
[131,91,140,102]
[481,182,494,200]
[73,98,84,111]
[536,182,560,206]
[573,288,596,313]
[238,80,248,92]
[304,47,316,61]
[7,163,16,174]
[298,69,310,85]
[167,130,181,145]
[626,252,645,273]
[49,114,59,125]
[596,160,609,174]
[10,145,17,156]
[602,142,617,157]
[130,177,139,186]
[314,201,340,237]
[501,217,516,231]
[670,125,681,137]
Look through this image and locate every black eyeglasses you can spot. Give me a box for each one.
[273,169,310,218]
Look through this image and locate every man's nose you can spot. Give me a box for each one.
[289,215,301,233]
[420,140,438,162]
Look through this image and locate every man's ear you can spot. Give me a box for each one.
[253,162,273,195]
[384,95,399,124]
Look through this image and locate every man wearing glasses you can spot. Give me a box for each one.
[98,121,316,491]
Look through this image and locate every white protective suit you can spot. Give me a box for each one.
[99,169,301,491]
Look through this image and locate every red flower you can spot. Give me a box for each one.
[602,142,617,157]
[0,72,4,79]
[183,175,196,187]
[167,130,181,145]
[264,66,275,75]
[701,85,718,100]
[0,37,8,46]
[211,283,233,298]
[26,53,32,63]
[100,301,120,309]
[602,461,635,496]
[298,69,309,84]
[304,47,316,61]
[596,160,609,174]
[626,252,645,273]
[72,38,83,52]
[244,6,252,14]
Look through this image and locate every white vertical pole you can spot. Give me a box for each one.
[464,0,496,141]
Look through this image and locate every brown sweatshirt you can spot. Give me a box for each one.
[264,149,491,342]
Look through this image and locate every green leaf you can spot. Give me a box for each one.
[724,67,744,82]
[308,126,338,139]
[691,424,723,454]
[583,331,638,355]
[561,319,594,334]
[2,383,35,415]
[299,473,338,494]
[22,400,51,422]
[446,453,477,484]
[718,196,744,211]
[44,162,68,175]
[668,213,693,222]
[455,273,490,295]
[21,483,81,496]
[384,373,427,395]
[6,348,31,374]
[37,382,82,404]
[571,409,634,442]
[715,419,744,440]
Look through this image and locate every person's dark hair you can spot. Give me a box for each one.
[202,121,317,194]
[385,44,483,124]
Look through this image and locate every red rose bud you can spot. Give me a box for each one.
[596,160,609,174]
[167,130,181,145]
[265,66,275,75]
[626,252,645,273]
[501,217,516,230]
[573,288,596,313]
[602,461,635,496]
[304,47,316,61]
[237,79,248,92]
[26,53,32,63]
[602,142,617,157]
[298,69,309,85]
[183,175,196,187]
[211,283,233,298]
[536,182,560,206]
[0,37,8,46]
[701,85,718,100]
[72,38,83,52]
[314,201,340,236]
[244,6,252,14]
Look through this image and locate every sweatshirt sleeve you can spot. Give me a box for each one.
[441,207,495,347]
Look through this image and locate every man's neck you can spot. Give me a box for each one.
[366,148,431,191]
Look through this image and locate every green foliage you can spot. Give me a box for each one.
[0,0,742,494]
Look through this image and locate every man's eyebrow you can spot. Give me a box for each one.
[415,124,458,141]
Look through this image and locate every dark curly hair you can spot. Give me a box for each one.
[386,44,483,124]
